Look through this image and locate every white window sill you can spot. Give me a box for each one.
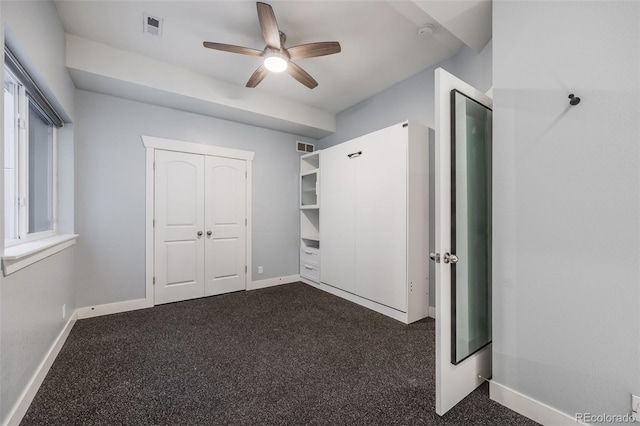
[3,234,79,276]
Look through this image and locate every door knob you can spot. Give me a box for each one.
[443,252,459,264]
[429,252,441,263]
[197,231,203,237]
[206,231,212,236]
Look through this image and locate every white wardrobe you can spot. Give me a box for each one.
[309,121,429,324]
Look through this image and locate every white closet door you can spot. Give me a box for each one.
[355,125,408,312]
[154,150,205,305]
[204,156,247,296]
[320,141,357,293]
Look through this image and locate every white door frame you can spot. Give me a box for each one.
[141,135,255,307]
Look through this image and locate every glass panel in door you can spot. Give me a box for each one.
[451,89,492,364]
[301,172,318,206]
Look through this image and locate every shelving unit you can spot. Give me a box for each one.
[300,151,320,283]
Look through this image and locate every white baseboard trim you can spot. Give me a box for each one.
[248,274,300,291]
[76,298,150,320]
[428,305,435,319]
[490,381,585,426]
[3,312,77,426]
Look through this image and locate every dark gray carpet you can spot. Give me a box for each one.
[21,282,537,425]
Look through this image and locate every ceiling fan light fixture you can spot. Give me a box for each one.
[264,52,288,72]
[202,2,339,88]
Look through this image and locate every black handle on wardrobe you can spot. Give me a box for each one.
[347,151,362,158]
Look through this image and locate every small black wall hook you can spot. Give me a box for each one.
[568,94,581,106]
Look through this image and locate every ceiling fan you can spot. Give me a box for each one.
[203,2,341,89]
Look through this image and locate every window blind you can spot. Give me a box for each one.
[4,46,64,128]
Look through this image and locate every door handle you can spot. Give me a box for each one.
[197,231,203,237]
[443,252,459,264]
[303,264,314,270]
[206,231,212,237]
[347,151,362,158]
[429,252,440,263]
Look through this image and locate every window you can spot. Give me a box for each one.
[4,48,61,246]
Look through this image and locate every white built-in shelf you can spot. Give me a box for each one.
[300,150,321,283]
[300,152,320,173]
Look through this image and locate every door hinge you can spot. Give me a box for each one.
[245,218,247,226]
[153,162,156,170]
[153,276,156,285]
[17,118,25,129]
[153,219,155,228]
[245,265,247,273]
[245,171,247,178]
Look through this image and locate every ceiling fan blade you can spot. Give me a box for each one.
[246,64,269,88]
[257,2,281,49]
[287,42,341,60]
[287,62,318,89]
[203,42,263,56]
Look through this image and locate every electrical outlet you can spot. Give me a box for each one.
[632,394,640,422]
[62,304,66,320]
[258,266,263,274]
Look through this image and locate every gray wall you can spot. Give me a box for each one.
[493,0,640,419]
[0,247,76,421]
[318,42,492,308]
[318,42,492,150]
[0,1,77,423]
[75,90,316,307]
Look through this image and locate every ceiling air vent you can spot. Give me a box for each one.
[143,13,163,37]
[296,142,315,153]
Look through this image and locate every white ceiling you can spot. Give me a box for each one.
[55,1,490,116]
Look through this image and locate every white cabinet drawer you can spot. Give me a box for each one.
[300,261,320,282]
[300,248,320,266]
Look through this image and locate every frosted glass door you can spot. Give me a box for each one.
[434,68,492,415]
[301,172,318,207]
[451,90,492,364]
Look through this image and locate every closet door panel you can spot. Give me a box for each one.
[205,156,247,296]
[154,150,205,305]
[355,125,408,312]
[320,141,356,293]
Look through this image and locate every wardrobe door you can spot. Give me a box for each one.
[355,125,408,312]
[154,150,205,305]
[204,156,247,296]
[320,141,357,293]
